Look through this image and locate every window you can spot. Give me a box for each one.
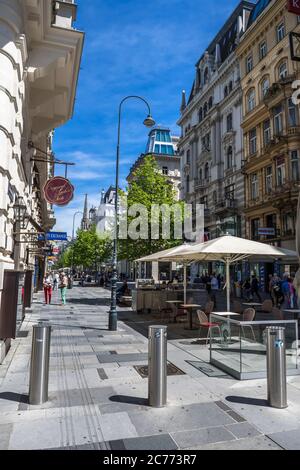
[259,41,267,60]
[251,174,259,199]
[229,81,233,93]
[288,98,298,127]
[247,89,256,112]
[291,150,300,181]
[162,167,168,176]
[199,107,203,122]
[249,128,257,155]
[251,218,260,240]
[263,119,271,146]
[224,86,228,98]
[227,146,233,168]
[204,68,209,85]
[246,54,253,74]
[265,166,273,194]
[283,213,294,236]
[186,149,191,165]
[225,184,235,200]
[261,77,269,98]
[276,157,285,186]
[161,145,167,154]
[278,62,288,80]
[208,96,213,109]
[186,176,190,193]
[205,163,209,181]
[276,22,285,43]
[273,104,283,135]
[202,134,210,151]
[166,146,174,155]
[199,168,203,182]
[227,113,233,132]
[203,102,208,117]
[154,144,160,153]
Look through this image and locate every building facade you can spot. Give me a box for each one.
[127,126,181,200]
[0,0,84,361]
[178,1,254,241]
[236,0,300,280]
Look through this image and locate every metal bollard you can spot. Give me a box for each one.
[148,325,167,408]
[266,326,288,409]
[29,325,51,405]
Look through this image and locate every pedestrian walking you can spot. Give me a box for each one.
[53,272,59,291]
[43,273,53,305]
[251,274,262,302]
[59,272,68,306]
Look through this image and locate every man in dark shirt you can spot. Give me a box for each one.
[251,275,262,302]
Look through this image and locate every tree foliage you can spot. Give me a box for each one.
[118,155,183,261]
[56,225,112,270]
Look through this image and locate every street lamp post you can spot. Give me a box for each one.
[109,96,155,331]
[13,196,29,271]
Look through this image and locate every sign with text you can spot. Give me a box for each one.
[43,177,74,206]
[258,228,276,236]
[287,0,300,15]
[38,232,68,241]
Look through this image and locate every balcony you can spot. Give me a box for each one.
[194,178,210,192]
[288,126,300,137]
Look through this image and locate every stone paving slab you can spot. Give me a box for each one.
[1,285,300,450]
[267,428,300,450]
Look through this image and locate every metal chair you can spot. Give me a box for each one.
[258,299,273,313]
[241,308,256,342]
[196,310,221,345]
[272,307,284,321]
[233,300,243,315]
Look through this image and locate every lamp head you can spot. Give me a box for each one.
[143,115,155,128]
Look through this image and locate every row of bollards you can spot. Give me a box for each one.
[28,324,288,410]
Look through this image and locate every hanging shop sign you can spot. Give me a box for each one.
[287,0,300,15]
[43,177,74,206]
[38,232,68,242]
[258,228,276,236]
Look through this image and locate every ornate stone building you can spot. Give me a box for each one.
[0,0,84,361]
[236,0,300,265]
[178,1,254,241]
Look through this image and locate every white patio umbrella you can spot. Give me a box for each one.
[165,235,290,312]
[136,244,194,304]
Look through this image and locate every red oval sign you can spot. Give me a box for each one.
[43,177,74,206]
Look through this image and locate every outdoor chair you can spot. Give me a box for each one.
[196,310,221,346]
[233,300,243,315]
[271,307,284,321]
[204,301,214,316]
[240,308,256,342]
[152,297,172,323]
[257,299,273,314]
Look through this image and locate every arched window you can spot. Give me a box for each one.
[278,61,288,80]
[205,163,209,180]
[261,77,270,98]
[227,146,233,168]
[224,86,228,98]
[204,67,209,85]
[208,96,213,109]
[229,81,233,93]
[199,107,203,122]
[199,168,203,182]
[247,88,256,112]
[203,102,208,117]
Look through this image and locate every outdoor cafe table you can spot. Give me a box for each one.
[243,302,262,309]
[283,309,300,321]
[165,301,182,323]
[180,304,202,330]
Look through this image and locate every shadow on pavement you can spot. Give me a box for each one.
[226,395,269,407]
[0,392,29,404]
[67,298,110,306]
[109,395,149,407]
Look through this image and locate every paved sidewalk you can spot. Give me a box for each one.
[1,285,300,450]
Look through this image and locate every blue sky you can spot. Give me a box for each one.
[53,0,243,236]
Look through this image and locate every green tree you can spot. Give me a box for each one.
[118,155,184,261]
[56,226,112,270]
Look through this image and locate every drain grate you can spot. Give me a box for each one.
[16,331,29,338]
[134,362,185,379]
